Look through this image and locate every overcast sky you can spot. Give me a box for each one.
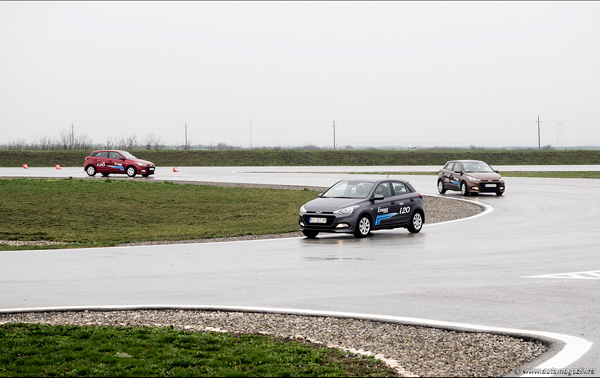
[1,1,599,149]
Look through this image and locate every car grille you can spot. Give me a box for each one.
[478,181,502,191]
[302,214,336,227]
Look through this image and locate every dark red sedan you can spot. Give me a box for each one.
[84,150,155,178]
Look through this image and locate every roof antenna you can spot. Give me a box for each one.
[387,172,390,178]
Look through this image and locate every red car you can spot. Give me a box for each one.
[84,150,155,178]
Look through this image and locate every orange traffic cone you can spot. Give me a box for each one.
[23,164,28,169]
[55,165,61,170]
[173,167,179,172]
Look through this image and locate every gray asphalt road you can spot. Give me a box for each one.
[1,167,599,374]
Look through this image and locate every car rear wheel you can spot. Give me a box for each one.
[101,173,109,177]
[86,165,96,176]
[437,180,446,194]
[302,230,319,239]
[407,211,424,233]
[354,215,371,238]
[461,182,469,196]
[126,166,136,177]
[496,191,504,196]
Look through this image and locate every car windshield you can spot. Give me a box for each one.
[322,181,375,199]
[120,151,138,160]
[463,162,494,173]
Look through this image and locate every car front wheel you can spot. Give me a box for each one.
[86,165,96,176]
[407,211,424,233]
[461,182,469,196]
[126,166,136,177]
[354,215,371,238]
[437,180,446,194]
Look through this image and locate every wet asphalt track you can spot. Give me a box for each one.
[1,166,599,374]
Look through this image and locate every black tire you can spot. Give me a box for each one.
[86,165,96,176]
[142,174,150,177]
[101,173,110,177]
[126,166,137,177]
[437,179,446,194]
[496,191,504,196]
[354,214,371,238]
[407,211,424,233]
[302,230,319,239]
[461,181,470,196]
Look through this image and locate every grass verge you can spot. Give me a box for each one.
[0,178,318,251]
[0,323,396,377]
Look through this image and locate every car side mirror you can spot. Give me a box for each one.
[373,194,384,201]
[494,169,499,173]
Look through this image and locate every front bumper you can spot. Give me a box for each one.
[467,181,505,193]
[298,213,357,234]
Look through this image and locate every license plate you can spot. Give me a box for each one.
[485,184,497,188]
[309,217,327,224]
[149,167,155,171]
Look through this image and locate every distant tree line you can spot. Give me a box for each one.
[2,130,168,151]
[1,129,559,151]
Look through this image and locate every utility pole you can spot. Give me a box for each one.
[249,121,252,149]
[537,115,541,150]
[558,121,563,148]
[332,120,336,151]
[70,123,75,148]
[184,122,188,149]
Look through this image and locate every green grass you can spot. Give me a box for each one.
[2,149,600,167]
[0,323,396,377]
[0,178,318,251]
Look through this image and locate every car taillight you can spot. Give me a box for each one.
[418,193,423,199]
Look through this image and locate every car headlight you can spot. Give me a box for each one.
[300,206,307,215]
[136,162,148,166]
[498,177,504,182]
[333,205,359,215]
[467,176,480,182]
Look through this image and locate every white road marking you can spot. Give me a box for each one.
[524,270,600,280]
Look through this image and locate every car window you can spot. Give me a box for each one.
[96,151,109,158]
[392,182,410,195]
[464,162,494,173]
[121,151,138,160]
[374,182,392,198]
[444,162,455,171]
[453,162,462,172]
[109,151,122,159]
[323,181,375,199]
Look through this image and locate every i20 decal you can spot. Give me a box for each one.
[400,206,411,214]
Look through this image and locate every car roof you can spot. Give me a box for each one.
[449,160,486,163]
[93,150,128,154]
[338,177,410,184]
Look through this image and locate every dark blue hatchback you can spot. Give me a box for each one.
[299,178,425,238]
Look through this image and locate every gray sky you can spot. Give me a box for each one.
[1,1,599,148]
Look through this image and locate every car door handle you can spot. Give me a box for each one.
[391,201,396,205]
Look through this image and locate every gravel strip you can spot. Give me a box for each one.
[0,309,546,377]
[113,184,484,247]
